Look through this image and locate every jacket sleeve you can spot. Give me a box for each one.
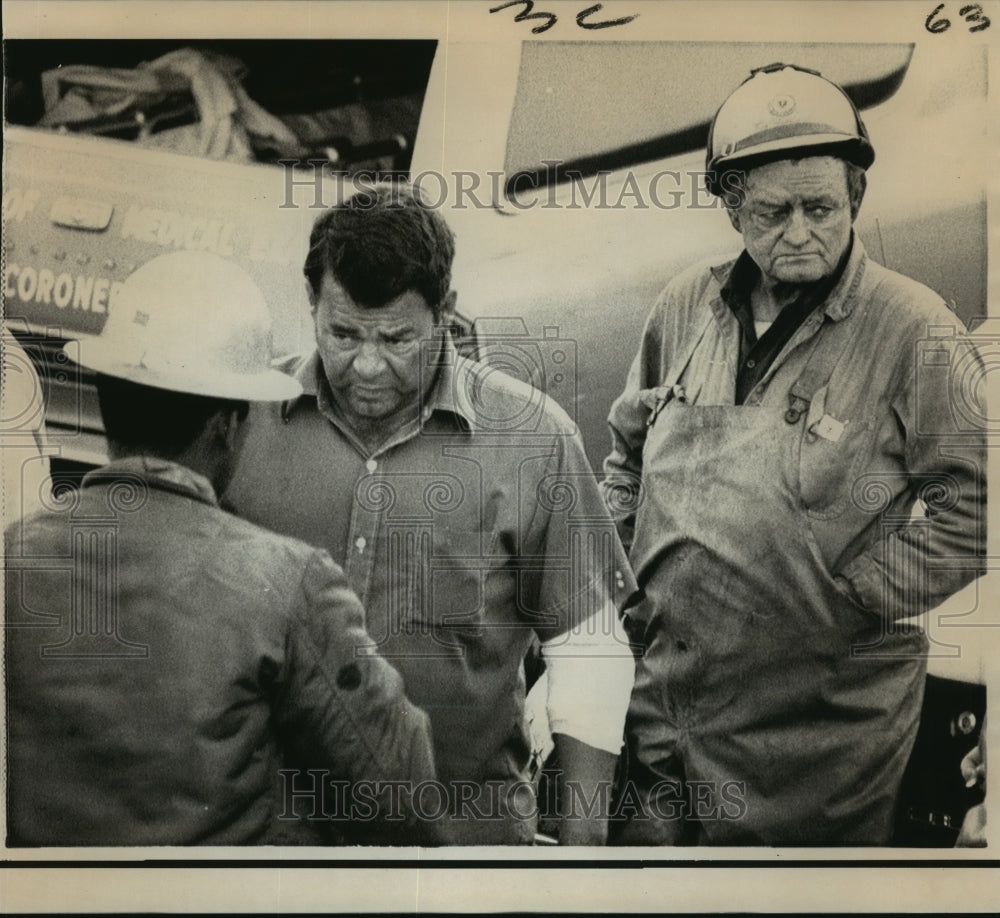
[275,549,442,843]
[840,324,988,619]
[601,289,673,552]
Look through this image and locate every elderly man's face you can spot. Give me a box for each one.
[730,156,853,286]
[312,272,441,433]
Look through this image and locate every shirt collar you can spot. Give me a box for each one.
[711,233,868,323]
[81,456,219,506]
[422,336,481,430]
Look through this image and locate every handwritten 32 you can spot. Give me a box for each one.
[489,1,639,34]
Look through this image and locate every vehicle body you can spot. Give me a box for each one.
[2,18,991,845]
[5,37,989,458]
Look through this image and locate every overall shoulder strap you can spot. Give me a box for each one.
[642,303,715,425]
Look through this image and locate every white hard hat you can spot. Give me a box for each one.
[67,251,301,401]
[706,63,874,195]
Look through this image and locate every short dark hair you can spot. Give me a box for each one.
[303,182,456,320]
[96,374,248,460]
[723,157,867,220]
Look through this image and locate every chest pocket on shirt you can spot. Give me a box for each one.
[388,518,502,641]
[796,385,879,520]
[352,467,505,652]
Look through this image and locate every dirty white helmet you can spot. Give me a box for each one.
[67,251,301,401]
[706,62,874,196]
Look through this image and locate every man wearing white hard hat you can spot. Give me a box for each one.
[4,251,439,846]
[603,64,986,844]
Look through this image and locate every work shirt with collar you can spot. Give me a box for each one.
[604,235,986,625]
[5,455,438,846]
[227,338,637,843]
[602,237,986,843]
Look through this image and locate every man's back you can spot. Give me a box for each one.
[5,457,433,846]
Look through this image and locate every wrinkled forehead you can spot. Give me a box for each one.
[744,156,850,202]
[315,273,434,326]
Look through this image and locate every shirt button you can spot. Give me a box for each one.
[365,459,377,473]
[355,537,367,553]
[336,663,362,691]
[615,570,626,587]
[746,359,756,369]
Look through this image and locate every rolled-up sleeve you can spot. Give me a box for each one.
[519,423,638,757]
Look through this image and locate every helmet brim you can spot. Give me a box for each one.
[714,133,875,171]
[706,137,875,196]
[66,341,303,402]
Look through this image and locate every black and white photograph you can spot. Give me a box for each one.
[1,0,996,912]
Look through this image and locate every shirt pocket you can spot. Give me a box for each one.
[797,389,880,520]
[396,522,502,641]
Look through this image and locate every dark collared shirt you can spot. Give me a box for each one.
[722,239,853,404]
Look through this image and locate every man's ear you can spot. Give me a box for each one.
[305,278,318,314]
[439,290,458,325]
[214,405,246,451]
[726,207,743,234]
